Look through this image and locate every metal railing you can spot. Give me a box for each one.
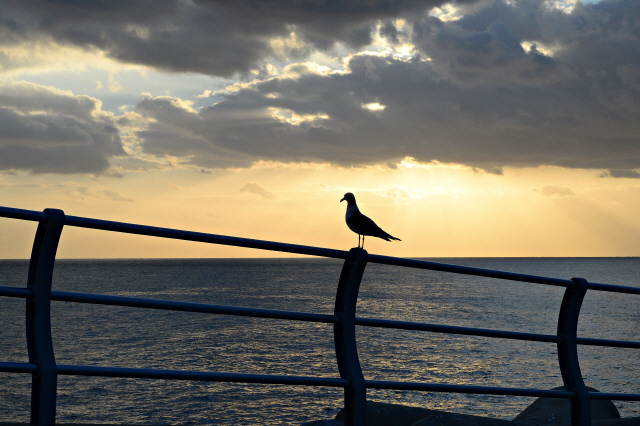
[0,205,639,426]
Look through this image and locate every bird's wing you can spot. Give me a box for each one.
[347,210,384,236]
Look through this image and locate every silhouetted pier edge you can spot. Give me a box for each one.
[303,387,640,426]
[2,386,639,426]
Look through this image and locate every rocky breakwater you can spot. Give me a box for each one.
[302,387,640,426]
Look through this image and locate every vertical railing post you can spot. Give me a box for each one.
[557,277,590,426]
[334,247,368,426]
[26,209,65,426]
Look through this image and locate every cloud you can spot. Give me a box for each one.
[132,25,640,172]
[3,0,640,176]
[533,185,575,197]
[0,0,465,77]
[598,169,640,179]
[66,185,133,201]
[101,189,134,202]
[0,81,126,174]
[240,183,276,199]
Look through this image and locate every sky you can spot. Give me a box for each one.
[1,0,639,259]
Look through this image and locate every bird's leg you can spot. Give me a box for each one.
[362,235,365,249]
[358,234,361,248]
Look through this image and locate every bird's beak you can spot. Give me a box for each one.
[340,197,345,202]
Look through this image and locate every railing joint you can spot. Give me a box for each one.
[556,277,590,426]
[26,208,65,426]
[334,248,368,426]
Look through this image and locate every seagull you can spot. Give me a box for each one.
[340,192,401,249]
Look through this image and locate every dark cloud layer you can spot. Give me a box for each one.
[0,82,125,174]
[135,53,640,172]
[1,0,462,77]
[2,0,640,176]
[134,0,640,174]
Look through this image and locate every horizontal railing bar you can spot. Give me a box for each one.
[355,317,563,343]
[587,282,640,295]
[0,362,38,374]
[57,364,350,387]
[576,337,640,349]
[366,380,576,399]
[44,289,640,348]
[4,205,640,295]
[5,362,639,401]
[50,290,340,324]
[5,364,638,402]
[64,215,354,260]
[0,206,47,222]
[0,285,33,299]
[367,254,575,288]
[4,205,640,296]
[589,392,640,401]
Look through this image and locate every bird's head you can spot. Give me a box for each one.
[340,192,356,204]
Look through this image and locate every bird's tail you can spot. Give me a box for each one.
[379,233,401,242]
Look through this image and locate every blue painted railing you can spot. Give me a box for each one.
[0,205,639,426]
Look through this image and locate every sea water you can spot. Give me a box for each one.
[0,257,639,425]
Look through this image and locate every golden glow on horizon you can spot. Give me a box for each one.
[249,160,333,170]
[2,164,639,259]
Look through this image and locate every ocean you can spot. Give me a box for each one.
[0,257,639,425]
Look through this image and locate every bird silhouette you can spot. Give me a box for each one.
[340,192,400,249]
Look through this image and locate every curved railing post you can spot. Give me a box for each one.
[557,277,590,426]
[334,248,368,426]
[26,208,65,426]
